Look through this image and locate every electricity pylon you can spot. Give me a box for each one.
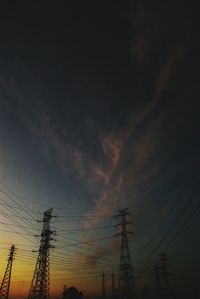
[155,254,173,299]
[154,265,162,299]
[115,208,135,299]
[0,245,15,299]
[159,254,173,299]
[28,208,55,299]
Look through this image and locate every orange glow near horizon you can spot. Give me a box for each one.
[0,239,107,298]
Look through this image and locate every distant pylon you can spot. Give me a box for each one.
[0,244,15,299]
[159,254,173,299]
[28,208,55,299]
[115,208,135,299]
[154,265,162,299]
[101,272,106,299]
[157,254,172,299]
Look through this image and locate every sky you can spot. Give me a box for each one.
[0,1,199,298]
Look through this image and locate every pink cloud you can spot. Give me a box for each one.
[17,100,161,232]
[109,238,121,252]
[79,247,112,268]
[101,133,123,170]
[93,166,111,185]
[84,114,161,229]
[80,254,98,267]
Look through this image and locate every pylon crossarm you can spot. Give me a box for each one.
[0,245,15,299]
[28,208,55,299]
[115,209,136,299]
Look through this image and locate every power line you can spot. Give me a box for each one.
[138,182,200,276]
[28,208,56,299]
[115,208,136,299]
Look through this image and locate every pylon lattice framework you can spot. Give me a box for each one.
[159,254,173,299]
[154,264,162,299]
[115,208,135,298]
[0,245,15,299]
[28,208,55,299]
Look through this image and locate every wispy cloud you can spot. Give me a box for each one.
[0,48,167,235]
[80,247,108,268]
[0,75,163,234]
[132,0,188,105]
[84,108,161,228]
[154,46,185,101]
[6,96,161,229]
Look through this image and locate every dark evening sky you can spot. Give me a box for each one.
[0,2,199,298]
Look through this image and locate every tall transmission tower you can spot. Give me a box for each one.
[115,208,135,299]
[28,208,55,299]
[155,254,173,299]
[154,265,162,299]
[0,245,15,299]
[159,254,173,299]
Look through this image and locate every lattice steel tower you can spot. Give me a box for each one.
[159,254,173,299]
[28,208,55,299]
[154,264,162,299]
[115,209,135,299]
[0,245,15,299]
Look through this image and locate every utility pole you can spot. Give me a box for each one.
[101,272,106,299]
[115,208,135,299]
[28,208,55,299]
[0,245,15,299]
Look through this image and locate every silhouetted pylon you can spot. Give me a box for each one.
[0,244,15,299]
[115,208,136,299]
[155,254,173,299]
[154,265,162,299]
[28,208,55,299]
[159,254,173,299]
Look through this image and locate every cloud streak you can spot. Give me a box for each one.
[2,96,161,230]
